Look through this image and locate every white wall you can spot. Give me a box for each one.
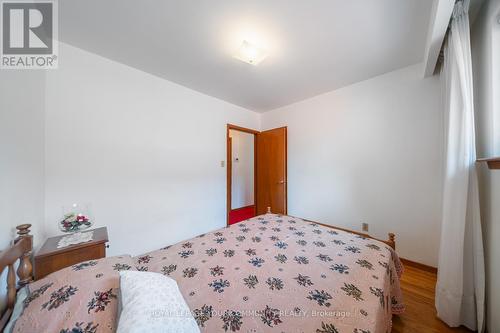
[261,64,444,267]
[229,129,254,209]
[0,70,46,249]
[0,70,45,310]
[1,42,447,271]
[44,43,260,256]
[1,45,445,270]
[471,1,500,331]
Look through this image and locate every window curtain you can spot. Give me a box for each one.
[436,0,485,331]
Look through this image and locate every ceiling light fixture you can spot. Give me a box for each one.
[233,40,267,65]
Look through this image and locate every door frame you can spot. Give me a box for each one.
[226,124,259,226]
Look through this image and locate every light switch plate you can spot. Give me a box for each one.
[220,160,225,167]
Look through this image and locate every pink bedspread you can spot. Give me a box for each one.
[12,255,135,332]
[136,214,404,332]
[12,214,404,333]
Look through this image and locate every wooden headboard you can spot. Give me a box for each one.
[0,224,33,330]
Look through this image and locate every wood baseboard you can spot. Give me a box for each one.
[400,258,437,274]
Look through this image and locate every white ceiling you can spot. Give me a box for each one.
[60,0,434,112]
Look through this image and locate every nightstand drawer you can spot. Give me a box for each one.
[35,243,106,280]
[34,227,109,280]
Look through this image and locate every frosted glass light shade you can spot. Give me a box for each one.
[233,41,267,65]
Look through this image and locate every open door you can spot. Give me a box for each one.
[256,127,287,215]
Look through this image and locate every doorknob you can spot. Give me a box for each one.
[277,180,285,184]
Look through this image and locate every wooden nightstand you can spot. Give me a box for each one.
[34,227,109,280]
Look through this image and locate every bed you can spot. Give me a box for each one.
[1,213,404,333]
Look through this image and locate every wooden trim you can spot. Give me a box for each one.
[227,124,259,226]
[226,134,232,226]
[400,257,437,274]
[272,209,397,250]
[227,124,260,135]
[477,157,500,170]
[0,224,33,331]
[284,127,287,214]
[254,133,257,222]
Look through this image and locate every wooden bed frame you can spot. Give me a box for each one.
[0,214,395,331]
[266,207,396,250]
[0,224,33,331]
[304,219,396,250]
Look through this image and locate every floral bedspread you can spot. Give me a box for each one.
[11,214,404,333]
[11,255,135,333]
[136,214,404,333]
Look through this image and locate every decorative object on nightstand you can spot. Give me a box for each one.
[59,203,93,233]
[57,203,95,248]
[57,231,94,248]
[34,227,109,280]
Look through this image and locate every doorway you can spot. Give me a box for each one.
[226,124,287,226]
[227,125,258,225]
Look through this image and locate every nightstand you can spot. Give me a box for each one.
[34,227,109,280]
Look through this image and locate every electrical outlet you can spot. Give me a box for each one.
[220,160,225,167]
[362,223,369,232]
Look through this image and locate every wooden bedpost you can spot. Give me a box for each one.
[388,232,396,250]
[0,224,34,330]
[15,224,33,287]
[266,207,272,214]
[6,264,16,309]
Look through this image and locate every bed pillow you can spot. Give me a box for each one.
[3,286,28,333]
[117,271,200,333]
[11,255,137,333]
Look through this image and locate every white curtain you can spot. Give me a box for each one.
[436,0,485,331]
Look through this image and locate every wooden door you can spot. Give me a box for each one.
[256,127,287,215]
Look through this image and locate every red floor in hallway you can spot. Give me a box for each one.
[228,205,256,225]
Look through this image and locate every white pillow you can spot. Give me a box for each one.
[117,271,200,333]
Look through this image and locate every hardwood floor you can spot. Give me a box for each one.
[392,265,473,333]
